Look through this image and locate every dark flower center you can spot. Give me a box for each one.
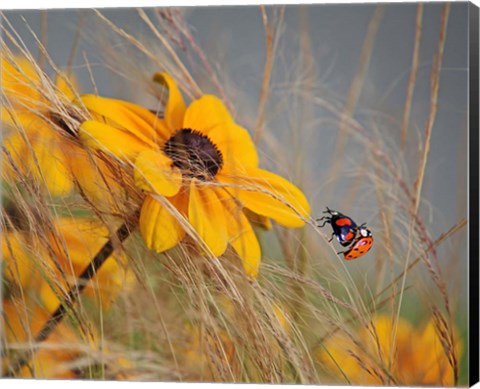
[163,128,223,181]
[49,108,82,138]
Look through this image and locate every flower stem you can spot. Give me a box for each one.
[4,213,138,377]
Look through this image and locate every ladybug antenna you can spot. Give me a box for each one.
[323,206,336,215]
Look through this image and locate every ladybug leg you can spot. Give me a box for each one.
[316,216,331,228]
[336,250,345,255]
[328,233,334,243]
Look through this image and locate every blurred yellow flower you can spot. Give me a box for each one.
[175,294,293,382]
[1,217,135,312]
[2,300,95,378]
[40,217,136,312]
[181,323,238,382]
[79,72,310,278]
[1,55,123,207]
[317,314,461,386]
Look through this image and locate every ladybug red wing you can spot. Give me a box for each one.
[343,236,373,260]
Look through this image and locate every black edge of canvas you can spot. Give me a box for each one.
[469,1,480,386]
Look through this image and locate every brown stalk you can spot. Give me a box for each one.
[400,3,423,150]
[376,218,467,301]
[327,5,384,197]
[135,8,201,100]
[94,9,201,99]
[413,3,450,213]
[38,11,48,71]
[254,5,282,144]
[157,9,236,114]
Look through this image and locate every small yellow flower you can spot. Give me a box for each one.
[2,300,95,378]
[1,217,135,312]
[180,323,238,382]
[317,314,461,386]
[79,72,310,278]
[40,217,136,312]
[2,55,123,206]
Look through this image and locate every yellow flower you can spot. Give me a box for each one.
[2,300,95,378]
[1,55,43,109]
[2,217,135,375]
[2,55,123,206]
[79,72,310,278]
[180,323,238,382]
[1,217,135,312]
[39,217,136,312]
[317,314,461,386]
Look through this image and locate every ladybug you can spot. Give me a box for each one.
[338,225,373,260]
[316,207,359,247]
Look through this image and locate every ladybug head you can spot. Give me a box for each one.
[358,225,372,237]
[324,206,339,216]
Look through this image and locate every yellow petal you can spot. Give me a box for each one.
[81,94,168,144]
[41,218,134,312]
[153,72,186,131]
[31,129,74,196]
[1,55,42,106]
[139,194,186,252]
[2,232,33,287]
[79,120,152,160]
[1,103,39,128]
[414,320,458,385]
[55,73,79,102]
[183,95,232,135]
[49,218,111,266]
[217,189,261,278]
[318,333,369,384]
[221,167,310,228]
[40,279,65,314]
[88,254,136,310]
[188,180,228,256]
[273,304,292,334]
[208,121,259,172]
[68,147,124,211]
[134,150,181,196]
[2,131,28,180]
[243,208,272,230]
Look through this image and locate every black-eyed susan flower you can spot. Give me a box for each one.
[316,314,461,386]
[78,72,310,278]
[1,55,123,206]
[2,55,75,195]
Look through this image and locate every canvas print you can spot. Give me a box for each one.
[0,2,477,386]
